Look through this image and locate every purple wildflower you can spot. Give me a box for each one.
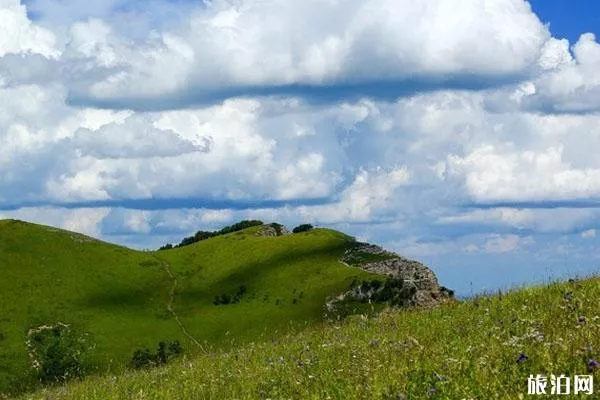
[517,353,528,364]
[588,359,599,372]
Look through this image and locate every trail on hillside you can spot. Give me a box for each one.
[152,255,205,352]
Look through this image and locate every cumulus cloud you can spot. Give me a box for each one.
[4,0,600,289]
[0,0,59,58]
[486,33,600,113]
[71,115,209,159]
[28,0,547,108]
[447,145,600,203]
[294,167,411,223]
[581,229,596,239]
[0,206,109,237]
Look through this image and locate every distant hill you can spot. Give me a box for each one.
[2,219,442,395]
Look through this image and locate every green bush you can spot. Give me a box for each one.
[292,224,314,234]
[26,323,93,384]
[128,341,182,370]
[351,277,417,306]
[218,220,263,235]
[213,286,248,306]
[161,220,265,250]
[269,223,286,235]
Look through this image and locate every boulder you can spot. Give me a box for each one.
[255,223,290,237]
[333,242,453,310]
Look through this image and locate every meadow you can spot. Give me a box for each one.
[18,276,600,399]
[0,220,376,396]
[3,219,599,399]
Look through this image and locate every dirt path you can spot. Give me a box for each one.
[152,255,205,352]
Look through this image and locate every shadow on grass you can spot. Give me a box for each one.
[174,239,352,305]
[81,281,168,310]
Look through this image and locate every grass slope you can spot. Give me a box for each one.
[0,220,376,395]
[21,276,600,400]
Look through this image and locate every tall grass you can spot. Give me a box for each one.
[20,276,600,399]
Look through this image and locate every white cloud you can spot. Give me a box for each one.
[0,206,109,237]
[438,207,600,234]
[483,234,524,253]
[72,115,208,159]
[4,0,600,282]
[581,229,596,239]
[0,0,59,58]
[66,18,118,67]
[447,145,600,203]
[487,33,600,113]
[295,167,411,223]
[53,0,549,105]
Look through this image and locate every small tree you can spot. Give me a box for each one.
[26,323,93,384]
[292,224,314,234]
[128,341,183,370]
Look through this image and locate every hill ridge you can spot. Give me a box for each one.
[3,219,422,396]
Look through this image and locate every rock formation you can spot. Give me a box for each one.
[327,242,453,314]
[255,223,290,237]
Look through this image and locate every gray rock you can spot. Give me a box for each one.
[332,242,452,311]
[255,223,290,237]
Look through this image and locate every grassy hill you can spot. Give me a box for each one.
[0,220,377,395]
[18,276,600,400]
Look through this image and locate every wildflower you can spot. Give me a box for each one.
[517,353,528,364]
[588,359,599,372]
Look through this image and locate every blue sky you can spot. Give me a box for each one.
[2,0,600,296]
[530,0,600,42]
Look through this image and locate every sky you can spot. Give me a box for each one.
[2,0,600,296]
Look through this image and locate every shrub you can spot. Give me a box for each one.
[129,341,182,370]
[194,231,217,241]
[292,224,314,234]
[26,323,93,384]
[129,348,154,369]
[213,293,232,305]
[213,286,248,305]
[351,277,417,307]
[160,220,265,250]
[158,243,173,251]
[269,223,286,235]
[440,286,455,298]
[218,220,264,235]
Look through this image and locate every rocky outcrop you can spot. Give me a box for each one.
[255,223,290,237]
[330,242,453,312]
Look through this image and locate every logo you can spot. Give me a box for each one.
[527,374,594,395]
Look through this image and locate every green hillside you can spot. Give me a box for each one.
[19,276,600,400]
[0,220,377,395]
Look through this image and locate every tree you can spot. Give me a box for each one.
[128,341,183,370]
[292,224,314,233]
[26,323,93,383]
